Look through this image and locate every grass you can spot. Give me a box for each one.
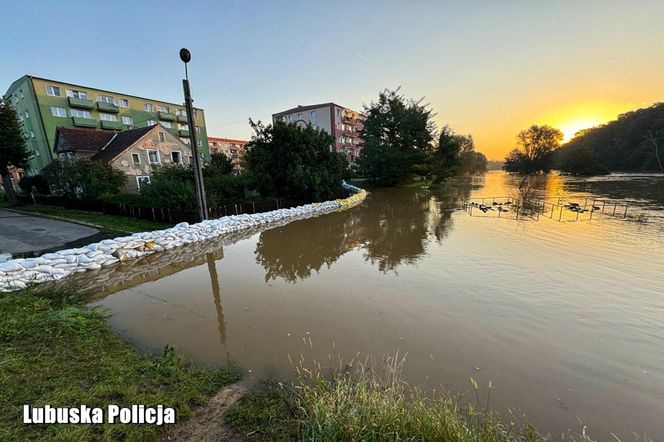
[228,355,550,442]
[0,285,240,441]
[2,203,171,233]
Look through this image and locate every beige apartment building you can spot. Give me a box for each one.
[272,102,365,163]
[208,137,249,173]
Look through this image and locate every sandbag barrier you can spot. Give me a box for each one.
[0,184,367,293]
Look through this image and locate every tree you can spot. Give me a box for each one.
[503,125,562,174]
[243,120,348,201]
[0,99,30,205]
[430,126,462,182]
[355,89,435,186]
[210,152,234,174]
[643,129,663,171]
[41,157,126,199]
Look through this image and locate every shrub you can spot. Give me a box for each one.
[18,174,50,195]
[41,157,126,199]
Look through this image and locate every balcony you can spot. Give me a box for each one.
[96,101,119,113]
[68,97,94,109]
[100,120,124,130]
[178,129,190,137]
[71,117,97,128]
[158,111,176,121]
[176,114,188,123]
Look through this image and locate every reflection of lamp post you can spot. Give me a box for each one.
[180,48,208,221]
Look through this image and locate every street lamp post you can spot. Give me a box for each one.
[180,48,208,221]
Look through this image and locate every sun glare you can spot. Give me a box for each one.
[558,117,607,143]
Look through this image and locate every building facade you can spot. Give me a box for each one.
[3,75,209,174]
[54,124,193,193]
[272,103,365,163]
[208,137,249,172]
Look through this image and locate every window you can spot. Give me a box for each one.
[336,108,341,118]
[197,140,202,146]
[157,105,169,113]
[161,121,172,128]
[118,99,129,108]
[147,150,161,164]
[144,103,153,112]
[287,115,293,122]
[17,89,24,100]
[195,126,200,133]
[146,119,156,126]
[310,111,317,119]
[66,89,88,99]
[24,111,29,119]
[70,109,92,118]
[297,113,303,120]
[177,109,187,116]
[97,95,114,103]
[131,153,141,165]
[51,107,67,117]
[18,114,24,122]
[99,113,117,121]
[46,85,61,96]
[30,131,35,138]
[193,109,198,119]
[159,132,166,142]
[136,176,151,189]
[171,151,182,164]
[178,123,188,130]
[121,116,133,125]
[188,155,193,164]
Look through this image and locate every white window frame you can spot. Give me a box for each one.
[96,95,114,103]
[147,149,161,164]
[171,150,182,164]
[131,153,141,165]
[146,119,156,126]
[70,109,92,119]
[121,116,133,125]
[158,132,166,142]
[118,99,130,108]
[145,103,153,112]
[45,85,61,96]
[161,121,172,129]
[67,89,88,99]
[157,105,169,113]
[136,176,151,190]
[51,107,67,118]
[24,111,29,119]
[99,113,117,121]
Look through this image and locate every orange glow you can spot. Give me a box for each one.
[558,117,607,143]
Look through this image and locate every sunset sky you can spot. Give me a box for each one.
[3,0,663,160]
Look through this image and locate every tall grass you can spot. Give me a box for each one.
[291,353,543,441]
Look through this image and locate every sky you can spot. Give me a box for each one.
[2,0,663,160]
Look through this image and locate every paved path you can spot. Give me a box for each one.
[0,209,99,256]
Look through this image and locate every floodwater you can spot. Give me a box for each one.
[90,172,664,439]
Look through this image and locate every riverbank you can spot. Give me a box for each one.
[0,286,239,441]
[225,358,546,441]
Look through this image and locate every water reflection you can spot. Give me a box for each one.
[254,185,471,281]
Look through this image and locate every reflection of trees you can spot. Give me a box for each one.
[254,185,470,281]
[254,210,363,283]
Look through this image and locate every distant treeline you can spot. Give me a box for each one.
[554,102,664,174]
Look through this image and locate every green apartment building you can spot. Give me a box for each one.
[4,75,210,174]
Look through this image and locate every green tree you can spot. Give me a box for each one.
[430,126,463,182]
[41,157,126,199]
[503,125,562,174]
[0,99,30,205]
[243,120,348,201]
[210,152,234,174]
[355,89,435,186]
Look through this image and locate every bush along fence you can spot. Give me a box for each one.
[0,184,367,292]
[16,193,344,224]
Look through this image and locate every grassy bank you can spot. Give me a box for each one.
[0,286,239,441]
[1,203,170,233]
[227,357,546,441]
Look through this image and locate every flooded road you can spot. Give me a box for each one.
[90,172,664,439]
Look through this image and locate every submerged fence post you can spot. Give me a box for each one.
[624,205,628,218]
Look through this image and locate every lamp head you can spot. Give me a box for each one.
[179,48,191,63]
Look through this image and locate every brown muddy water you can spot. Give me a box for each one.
[89,172,664,440]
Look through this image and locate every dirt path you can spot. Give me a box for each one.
[163,383,247,441]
